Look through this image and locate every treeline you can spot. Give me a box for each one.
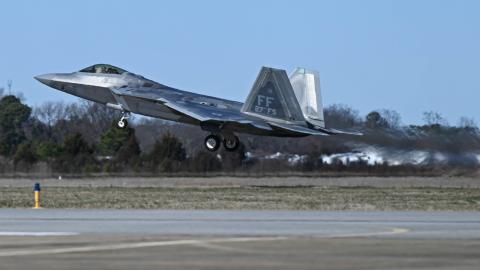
[0,94,479,176]
[0,95,246,175]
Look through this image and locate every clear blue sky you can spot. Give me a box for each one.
[0,0,478,125]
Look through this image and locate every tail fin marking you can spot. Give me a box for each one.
[241,67,305,124]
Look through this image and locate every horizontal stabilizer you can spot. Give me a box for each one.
[313,126,363,136]
[268,122,329,136]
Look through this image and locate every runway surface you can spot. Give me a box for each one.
[1,210,480,269]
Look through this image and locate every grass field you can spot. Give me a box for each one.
[2,186,480,211]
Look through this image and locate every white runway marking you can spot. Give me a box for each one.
[0,237,284,257]
[0,232,78,236]
[191,241,253,253]
[0,228,409,257]
[325,227,410,238]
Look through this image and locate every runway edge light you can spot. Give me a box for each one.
[33,183,41,209]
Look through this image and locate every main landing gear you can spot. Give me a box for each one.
[204,134,240,152]
[117,112,130,129]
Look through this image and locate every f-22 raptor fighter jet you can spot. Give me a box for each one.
[35,64,359,152]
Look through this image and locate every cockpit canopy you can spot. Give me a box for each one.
[79,64,127,75]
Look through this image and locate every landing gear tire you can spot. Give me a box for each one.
[117,111,130,129]
[223,136,240,152]
[205,134,221,152]
[117,119,128,129]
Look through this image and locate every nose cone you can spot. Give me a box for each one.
[34,73,56,86]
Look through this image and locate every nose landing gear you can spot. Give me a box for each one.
[117,112,131,129]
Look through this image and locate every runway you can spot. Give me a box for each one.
[1,210,480,269]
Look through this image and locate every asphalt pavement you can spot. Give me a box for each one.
[0,209,479,269]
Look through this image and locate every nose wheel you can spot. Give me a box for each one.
[117,119,128,129]
[117,112,130,129]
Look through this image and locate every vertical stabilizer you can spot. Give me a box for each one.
[241,67,305,124]
[289,68,325,128]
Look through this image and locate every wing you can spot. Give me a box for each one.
[112,86,274,132]
[156,96,279,131]
[112,86,332,136]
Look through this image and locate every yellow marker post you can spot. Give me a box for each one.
[34,183,41,209]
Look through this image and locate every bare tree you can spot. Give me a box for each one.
[78,100,123,129]
[379,109,401,129]
[34,101,69,126]
[458,116,477,129]
[422,111,448,126]
[324,104,362,128]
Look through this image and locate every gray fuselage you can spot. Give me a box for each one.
[35,71,283,136]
